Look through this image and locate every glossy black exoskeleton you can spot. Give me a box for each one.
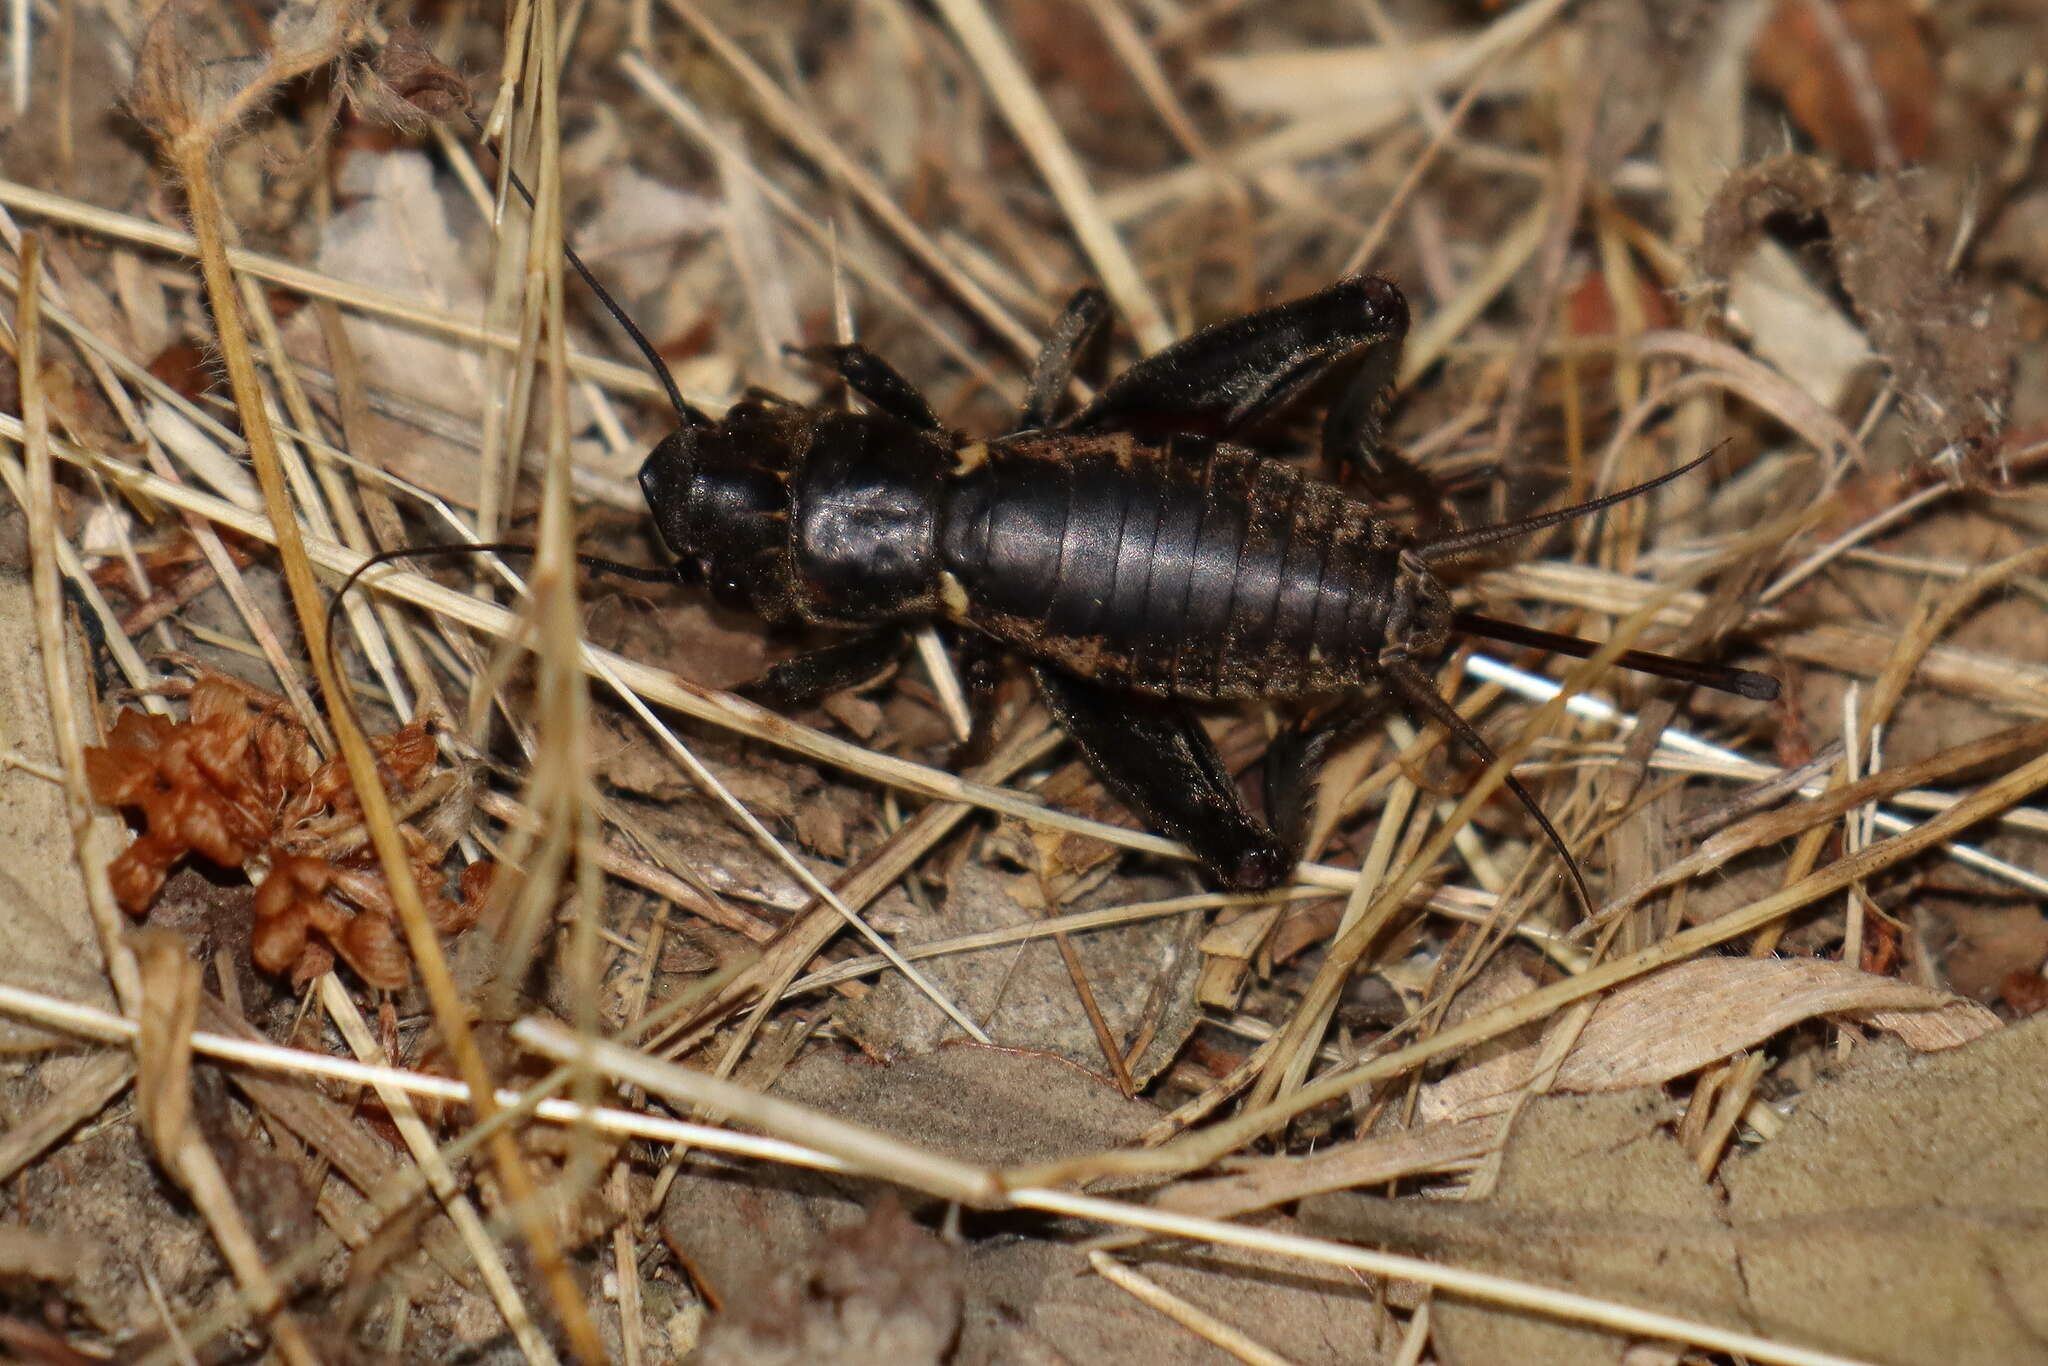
[633,278,1778,898]
[325,147,1775,901]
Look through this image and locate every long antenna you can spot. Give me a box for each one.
[1417,446,1724,563]
[1383,656,1592,915]
[322,543,677,696]
[466,111,707,430]
[320,118,696,723]
[1453,612,1779,701]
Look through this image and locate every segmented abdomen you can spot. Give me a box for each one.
[938,435,1406,701]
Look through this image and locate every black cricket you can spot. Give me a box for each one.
[329,158,1776,905]
[620,276,1777,901]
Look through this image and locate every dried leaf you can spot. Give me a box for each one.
[130,929,201,1178]
[1420,957,1994,1124]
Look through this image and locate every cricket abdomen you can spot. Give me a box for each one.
[938,436,1417,701]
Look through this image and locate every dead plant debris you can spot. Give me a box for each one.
[1699,153,2017,471]
[0,1,2044,1365]
[84,670,484,988]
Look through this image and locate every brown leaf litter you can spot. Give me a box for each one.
[85,670,486,988]
[1700,154,2015,471]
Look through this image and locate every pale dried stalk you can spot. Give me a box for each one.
[608,1165,646,1366]
[519,1019,1002,1203]
[0,981,838,1168]
[0,224,176,703]
[785,887,1325,997]
[0,178,679,405]
[492,5,616,1213]
[319,978,560,1366]
[1088,1252,1302,1366]
[312,300,454,720]
[1865,542,2048,735]
[13,237,142,1015]
[161,91,606,1366]
[928,0,1171,349]
[241,281,413,716]
[1092,1115,1500,1253]
[1759,480,1951,605]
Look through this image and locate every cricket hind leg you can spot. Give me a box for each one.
[787,344,942,431]
[1034,666,1294,891]
[1062,275,1410,443]
[1016,287,1112,432]
[1318,327,1450,540]
[737,629,907,708]
[1261,689,1393,860]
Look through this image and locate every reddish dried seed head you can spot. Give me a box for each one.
[85,671,490,992]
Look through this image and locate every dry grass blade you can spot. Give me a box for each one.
[124,4,604,1356]
[1088,1251,1303,1366]
[927,0,1170,350]
[13,236,142,1015]
[1865,542,2048,733]
[512,1019,1885,1366]
[1036,730,2048,1188]
[517,1018,1002,1204]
